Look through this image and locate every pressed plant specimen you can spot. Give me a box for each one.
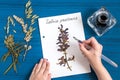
[56,24,75,71]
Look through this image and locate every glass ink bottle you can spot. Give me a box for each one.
[87,7,117,36]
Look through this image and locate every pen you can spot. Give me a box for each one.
[73,36,118,68]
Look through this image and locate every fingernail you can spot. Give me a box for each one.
[35,64,38,67]
[44,58,48,61]
[43,58,47,62]
[41,59,43,61]
[39,59,43,63]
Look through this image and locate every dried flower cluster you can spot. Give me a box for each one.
[4,16,15,35]
[56,24,75,71]
[25,0,39,25]
[2,35,25,74]
[13,0,39,61]
[13,15,27,33]
[1,0,39,74]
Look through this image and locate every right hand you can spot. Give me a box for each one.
[79,37,112,80]
[79,37,103,67]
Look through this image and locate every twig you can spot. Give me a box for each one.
[64,51,72,71]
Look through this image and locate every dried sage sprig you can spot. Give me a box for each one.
[56,24,75,71]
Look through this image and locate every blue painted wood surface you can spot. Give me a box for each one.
[0,0,120,80]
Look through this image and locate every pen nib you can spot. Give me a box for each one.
[73,36,82,43]
[73,36,79,41]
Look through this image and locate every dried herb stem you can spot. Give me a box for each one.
[1,44,24,62]
[1,52,10,62]
[23,42,29,61]
[5,16,15,35]
[3,45,25,74]
[64,51,72,71]
[4,59,17,75]
[4,62,14,75]
[12,55,17,73]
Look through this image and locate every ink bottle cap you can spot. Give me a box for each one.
[87,7,117,36]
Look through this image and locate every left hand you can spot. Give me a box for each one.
[29,59,51,80]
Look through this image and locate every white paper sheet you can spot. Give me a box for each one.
[38,12,91,78]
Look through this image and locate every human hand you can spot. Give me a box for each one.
[29,59,51,80]
[79,37,112,80]
[79,37,103,67]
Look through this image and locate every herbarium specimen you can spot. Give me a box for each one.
[1,0,39,74]
[56,24,75,71]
